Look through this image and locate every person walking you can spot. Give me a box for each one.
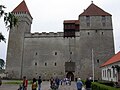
[22,76,28,90]
[51,80,57,90]
[85,78,92,90]
[32,78,37,90]
[38,76,42,90]
[55,77,60,89]
[50,77,54,88]
[76,78,83,90]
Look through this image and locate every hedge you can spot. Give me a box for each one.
[92,82,120,90]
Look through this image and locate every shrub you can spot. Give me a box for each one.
[92,82,120,90]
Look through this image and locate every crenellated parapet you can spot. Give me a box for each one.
[25,32,63,38]
[25,32,80,38]
[12,12,33,24]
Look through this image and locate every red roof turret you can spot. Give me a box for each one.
[12,0,32,18]
[80,3,111,16]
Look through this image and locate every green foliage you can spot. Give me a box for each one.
[0,5,6,17]
[0,4,18,42]
[0,59,5,69]
[4,12,18,30]
[92,82,120,90]
[0,33,6,42]
[3,80,32,84]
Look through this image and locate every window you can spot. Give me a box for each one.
[86,16,90,21]
[36,52,37,55]
[102,22,106,27]
[103,70,104,77]
[105,70,106,77]
[95,30,97,33]
[87,22,90,27]
[109,69,111,78]
[88,32,90,35]
[54,73,56,75]
[55,52,57,55]
[102,16,106,21]
[45,62,47,66]
[86,16,90,27]
[97,59,99,63]
[102,32,104,35]
[54,62,57,66]
[35,62,37,66]
[102,16,106,27]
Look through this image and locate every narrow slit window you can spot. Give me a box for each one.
[88,32,90,35]
[45,62,47,66]
[55,52,57,55]
[35,62,37,66]
[97,59,99,63]
[102,32,104,35]
[54,62,57,66]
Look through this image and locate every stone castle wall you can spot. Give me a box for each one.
[6,3,115,80]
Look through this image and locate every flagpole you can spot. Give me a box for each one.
[92,49,94,82]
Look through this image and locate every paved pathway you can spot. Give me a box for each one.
[0,81,85,90]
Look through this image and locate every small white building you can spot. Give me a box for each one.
[101,51,120,83]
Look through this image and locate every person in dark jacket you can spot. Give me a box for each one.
[85,78,92,90]
[55,77,60,89]
[38,76,42,90]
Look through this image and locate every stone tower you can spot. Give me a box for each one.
[78,2,115,79]
[6,1,33,79]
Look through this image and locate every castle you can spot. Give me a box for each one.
[6,1,115,80]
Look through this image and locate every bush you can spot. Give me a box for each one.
[98,81,114,87]
[92,82,120,90]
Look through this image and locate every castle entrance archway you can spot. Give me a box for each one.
[66,72,74,81]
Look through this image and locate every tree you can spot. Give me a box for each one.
[0,5,18,42]
[0,59,5,70]
[0,33,5,42]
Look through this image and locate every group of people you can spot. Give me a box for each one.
[50,77,60,90]
[18,76,92,90]
[76,77,92,90]
[49,76,92,90]
[18,76,42,90]
[31,76,42,90]
[62,77,71,85]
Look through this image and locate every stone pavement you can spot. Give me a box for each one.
[0,81,86,90]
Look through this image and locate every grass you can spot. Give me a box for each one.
[2,80,32,84]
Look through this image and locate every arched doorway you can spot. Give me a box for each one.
[66,72,74,81]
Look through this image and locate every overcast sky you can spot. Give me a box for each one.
[0,0,120,61]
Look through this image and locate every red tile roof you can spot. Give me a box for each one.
[80,3,111,16]
[64,20,79,24]
[101,51,120,67]
[12,0,32,18]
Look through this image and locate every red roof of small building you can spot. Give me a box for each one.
[80,3,111,16]
[12,0,32,18]
[101,51,120,67]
